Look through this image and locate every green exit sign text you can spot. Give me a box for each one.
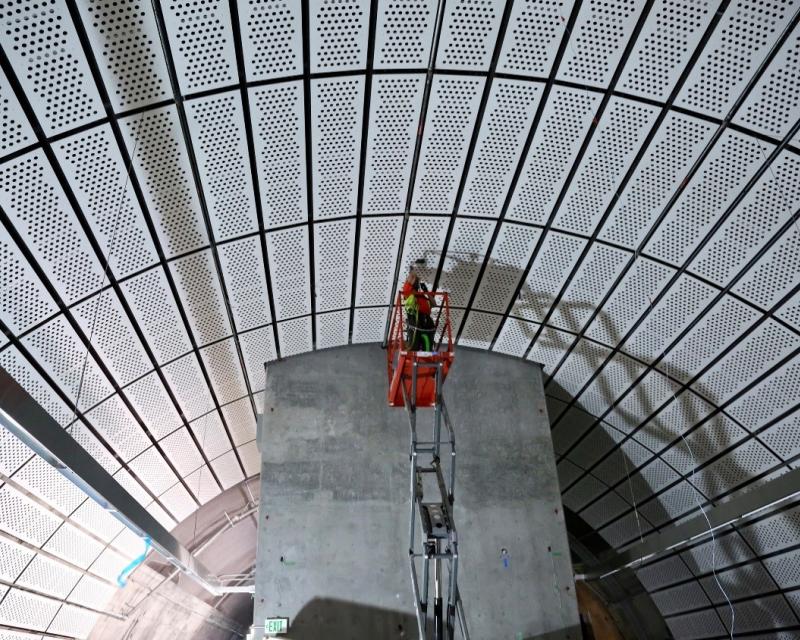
[265,617,289,635]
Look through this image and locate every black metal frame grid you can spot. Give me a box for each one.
[2,0,800,636]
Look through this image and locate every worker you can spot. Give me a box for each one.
[401,268,436,352]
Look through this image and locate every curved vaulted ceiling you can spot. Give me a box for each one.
[1,0,799,638]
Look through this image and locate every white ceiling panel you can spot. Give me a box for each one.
[553,97,660,235]
[557,0,647,88]
[309,0,371,73]
[354,216,402,307]
[460,79,541,218]
[1,151,104,305]
[53,125,159,279]
[647,130,774,266]
[600,112,717,250]
[507,87,600,225]
[675,0,798,119]
[374,0,437,69]
[218,236,272,332]
[438,217,496,307]
[250,81,308,228]
[162,0,237,94]
[185,92,258,241]
[497,0,574,76]
[120,267,193,365]
[310,77,365,220]
[0,0,103,135]
[240,0,303,80]
[119,106,208,257]
[266,225,312,320]
[169,250,232,346]
[314,219,356,313]
[411,75,484,212]
[435,0,505,71]
[363,74,425,214]
[472,223,540,314]
[0,67,36,157]
[75,0,170,112]
[618,0,721,101]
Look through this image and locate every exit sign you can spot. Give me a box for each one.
[265,617,289,635]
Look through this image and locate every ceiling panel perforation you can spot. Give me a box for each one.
[161,0,237,94]
[411,75,485,213]
[0,69,36,157]
[0,0,104,135]
[554,97,660,235]
[266,225,312,320]
[199,338,248,406]
[733,223,800,310]
[436,0,505,71]
[314,219,356,312]
[316,309,351,350]
[363,74,425,215]
[460,79,542,218]
[458,310,503,350]
[77,0,171,112]
[119,106,207,257]
[506,87,600,225]
[309,0,371,73]
[374,0,437,69]
[240,0,303,80]
[276,316,313,358]
[496,0,573,76]
[185,92,258,241]
[0,152,105,305]
[0,235,57,337]
[397,216,449,290]
[250,81,308,228]
[675,0,799,119]
[556,0,648,88]
[310,77,365,220]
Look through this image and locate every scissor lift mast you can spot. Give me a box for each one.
[387,292,470,640]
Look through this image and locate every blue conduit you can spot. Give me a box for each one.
[116,536,152,587]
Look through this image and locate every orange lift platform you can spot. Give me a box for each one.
[386,291,454,408]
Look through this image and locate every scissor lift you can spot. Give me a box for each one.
[387,292,470,640]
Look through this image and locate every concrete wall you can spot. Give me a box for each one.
[253,345,580,639]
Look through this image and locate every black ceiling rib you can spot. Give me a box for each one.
[349,0,380,342]
[430,0,516,295]
[548,116,800,488]
[148,0,251,478]
[493,0,732,356]
[0,48,204,518]
[60,0,228,494]
[227,0,282,362]
[300,0,317,349]
[458,0,656,344]
[381,0,448,344]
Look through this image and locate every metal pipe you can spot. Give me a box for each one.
[434,539,443,640]
[409,555,427,640]
[456,590,471,640]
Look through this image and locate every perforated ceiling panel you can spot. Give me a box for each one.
[1,0,800,637]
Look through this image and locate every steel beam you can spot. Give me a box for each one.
[583,466,800,580]
[0,367,252,596]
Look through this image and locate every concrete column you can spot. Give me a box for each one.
[253,345,579,639]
